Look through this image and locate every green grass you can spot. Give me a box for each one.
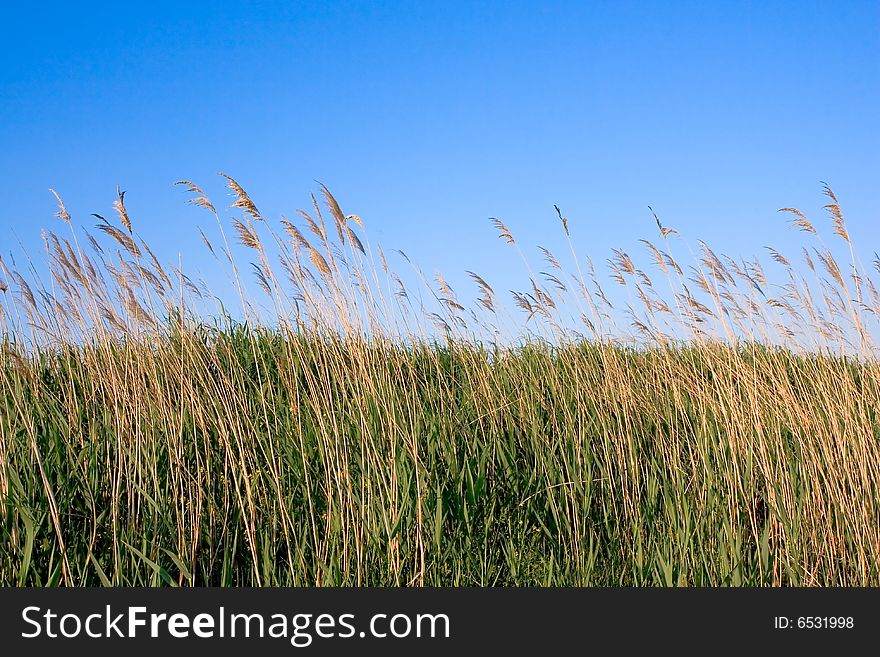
[2,331,879,586]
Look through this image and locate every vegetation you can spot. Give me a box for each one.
[1,179,878,585]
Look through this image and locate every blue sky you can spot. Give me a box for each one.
[1,1,878,319]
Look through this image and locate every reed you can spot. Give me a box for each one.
[1,178,878,586]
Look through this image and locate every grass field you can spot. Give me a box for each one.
[1,179,879,585]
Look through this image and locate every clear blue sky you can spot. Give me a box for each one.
[2,0,878,316]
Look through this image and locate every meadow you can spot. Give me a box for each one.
[1,178,878,585]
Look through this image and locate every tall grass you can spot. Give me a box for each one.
[1,178,878,585]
